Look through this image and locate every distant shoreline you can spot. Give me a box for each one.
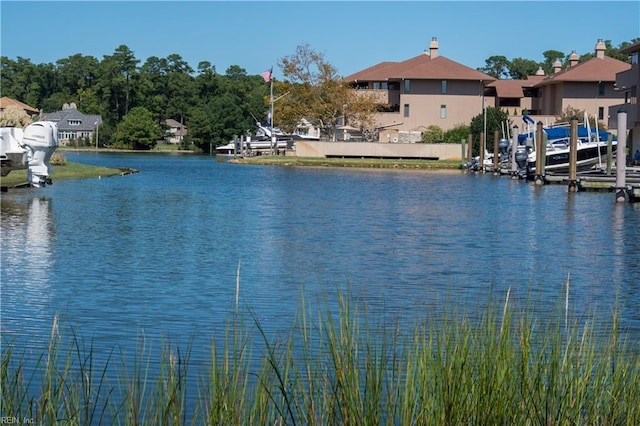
[228,155,464,170]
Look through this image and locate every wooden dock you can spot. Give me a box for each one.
[489,164,640,202]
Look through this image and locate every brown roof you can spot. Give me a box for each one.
[535,56,630,86]
[620,40,640,54]
[0,97,39,113]
[486,80,533,98]
[345,53,494,82]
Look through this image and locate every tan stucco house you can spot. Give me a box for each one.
[534,40,630,125]
[345,38,631,142]
[610,40,639,152]
[344,37,495,142]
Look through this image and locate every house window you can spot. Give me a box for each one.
[404,104,410,117]
[441,80,447,94]
[404,79,411,93]
[598,107,604,120]
[388,82,399,90]
[67,119,81,126]
[373,82,389,90]
[598,82,605,96]
[440,105,447,119]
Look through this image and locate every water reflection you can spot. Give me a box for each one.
[1,197,54,340]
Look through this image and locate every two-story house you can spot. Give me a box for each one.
[44,103,102,146]
[163,119,188,144]
[344,37,495,142]
[346,38,631,142]
[611,40,640,153]
[534,40,630,125]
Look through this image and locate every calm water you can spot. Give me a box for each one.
[2,152,640,367]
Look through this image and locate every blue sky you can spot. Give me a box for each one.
[1,1,638,78]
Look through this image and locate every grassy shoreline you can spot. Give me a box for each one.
[0,161,129,188]
[229,155,464,169]
[2,288,639,424]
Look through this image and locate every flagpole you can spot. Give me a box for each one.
[270,65,275,155]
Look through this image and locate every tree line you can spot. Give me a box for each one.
[476,39,637,79]
[1,45,274,152]
[2,39,637,151]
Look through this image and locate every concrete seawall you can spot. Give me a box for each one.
[293,141,463,160]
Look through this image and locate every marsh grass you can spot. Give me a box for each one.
[2,287,639,425]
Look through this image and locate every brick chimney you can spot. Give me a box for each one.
[595,39,605,59]
[429,37,439,58]
[553,58,562,73]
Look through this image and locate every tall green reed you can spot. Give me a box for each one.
[2,283,640,425]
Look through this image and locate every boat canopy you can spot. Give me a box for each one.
[518,126,615,144]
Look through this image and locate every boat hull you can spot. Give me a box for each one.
[527,142,616,174]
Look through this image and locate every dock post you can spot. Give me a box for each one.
[461,138,466,163]
[479,132,485,172]
[493,130,499,175]
[534,121,545,185]
[511,125,519,178]
[606,134,613,176]
[467,134,473,164]
[615,110,628,202]
[568,116,578,192]
[233,134,238,157]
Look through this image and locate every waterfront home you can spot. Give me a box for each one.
[43,103,101,146]
[163,118,188,144]
[611,40,640,153]
[344,38,630,142]
[534,39,630,126]
[344,37,495,143]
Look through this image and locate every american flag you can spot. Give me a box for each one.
[261,68,272,83]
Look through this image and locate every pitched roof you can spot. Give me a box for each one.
[43,108,101,132]
[535,56,630,86]
[345,53,495,82]
[620,40,640,54]
[0,97,39,113]
[486,80,525,98]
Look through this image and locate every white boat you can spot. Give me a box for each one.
[518,115,617,175]
[1,121,58,187]
[216,122,308,156]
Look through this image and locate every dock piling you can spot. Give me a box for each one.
[568,117,578,192]
[493,130,499,175]
[615,110,628,202]
[534,121,545,185]
[511,125,518,179]
[479,132,485,173]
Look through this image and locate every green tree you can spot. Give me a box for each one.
[98,45,139,122]
[469,107,510,156]
[187,105,214,152]
[508,57,540,79]
[165,54,196,126]
[421,125,444,142]
[113,107,162,150]
[443,123,471,143]
[55,54,99,99]
[478,55,511,79]
[541,50,565,74]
